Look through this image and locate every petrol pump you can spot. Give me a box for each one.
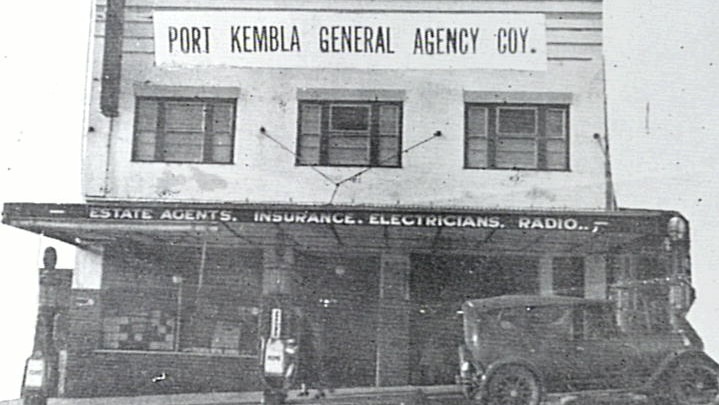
[21,247,73,405]
[260,300,301,404]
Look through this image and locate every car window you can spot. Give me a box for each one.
[527,306,572,339]
[497,307,526,330]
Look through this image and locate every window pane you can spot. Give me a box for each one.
[329,134,370,149]
[136,100,159,131]
[211,132,233,162]
[378,137,399,166]
[546,139,567,169]
[102,299,176,351]
[211,132,233,147]
[133,131,156,161]
[495,152,535,169]
[496,139,536,168]
[181,248,262,355]
[379,105,400,135]
[300,104,322,135]
[497,138,536,153]
[211,103,234,133]
[163,132,204,162]
[497,108,537,136]
[328,140,370,165]
[165,102,205,132]
[297,134,320,165]
[211,145,232,163]
[467,106,488,137]
[553,257,585,297]
[330,105,370,131]
[466,138,488,168]
[328,133,370,165]
[546,108,567,139]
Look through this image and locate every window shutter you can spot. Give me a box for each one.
[298,104,322,165]
[466,106,488,168]
[378,105,400,166]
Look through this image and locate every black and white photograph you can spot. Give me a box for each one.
[1,1,718,404]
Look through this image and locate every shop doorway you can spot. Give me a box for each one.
[409,254,539,385]
[295,253,380,388]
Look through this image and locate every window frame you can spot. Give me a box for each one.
[464,103,570,171]
[131,96,237,164]
[296,100,403,168]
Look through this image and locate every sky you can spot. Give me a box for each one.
[0,0,718,400]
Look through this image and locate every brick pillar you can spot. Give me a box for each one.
[375,253,410,387]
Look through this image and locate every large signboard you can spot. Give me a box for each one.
[153,11,547,70]
[3,204,668,235]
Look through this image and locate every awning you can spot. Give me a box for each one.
[2,202,680,255]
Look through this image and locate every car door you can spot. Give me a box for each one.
[523,305,577,391]
[571,304,639,390]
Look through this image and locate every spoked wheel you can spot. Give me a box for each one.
[484,365,541,405]
[669,358,719,405]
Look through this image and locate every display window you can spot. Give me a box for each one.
[101,245,262,356]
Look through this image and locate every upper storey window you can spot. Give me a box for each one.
[132,97,236,163]
[464,96,570,171]
[297,100,403,167]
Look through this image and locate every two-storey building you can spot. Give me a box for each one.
[2,0,695,400]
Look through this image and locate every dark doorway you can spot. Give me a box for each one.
[409,254,539,385]
[295,253,380,388]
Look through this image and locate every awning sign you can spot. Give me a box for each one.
[2,204,666,234]
[153,11,547,70]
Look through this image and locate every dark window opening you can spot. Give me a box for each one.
[553,257,585,297]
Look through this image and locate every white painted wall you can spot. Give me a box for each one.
[83,1,608,210]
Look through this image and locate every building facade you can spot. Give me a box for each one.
[1,0,695,400]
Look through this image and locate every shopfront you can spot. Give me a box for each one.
[2,202,691,397]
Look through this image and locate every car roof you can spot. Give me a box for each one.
[463,294,611,312]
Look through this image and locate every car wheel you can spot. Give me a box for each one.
[484,365,541,405]
[668,357,719,405]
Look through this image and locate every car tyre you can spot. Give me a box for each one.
[484,364,541,405]
[665,357,719,405]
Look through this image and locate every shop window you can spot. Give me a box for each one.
[101,245,261,356]
[465,104,569,170]
[553,257,585,297]
[132,97,236,163]
[297,101,402,167]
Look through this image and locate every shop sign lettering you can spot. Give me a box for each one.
[85,207,612,232]
[251,211,606,232]
[89,207,233,221]
[153,11,547,70]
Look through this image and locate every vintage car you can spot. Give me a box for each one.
[457,295,719,405]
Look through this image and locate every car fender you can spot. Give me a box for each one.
[477,358,546,400]
[642,349,719,392]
